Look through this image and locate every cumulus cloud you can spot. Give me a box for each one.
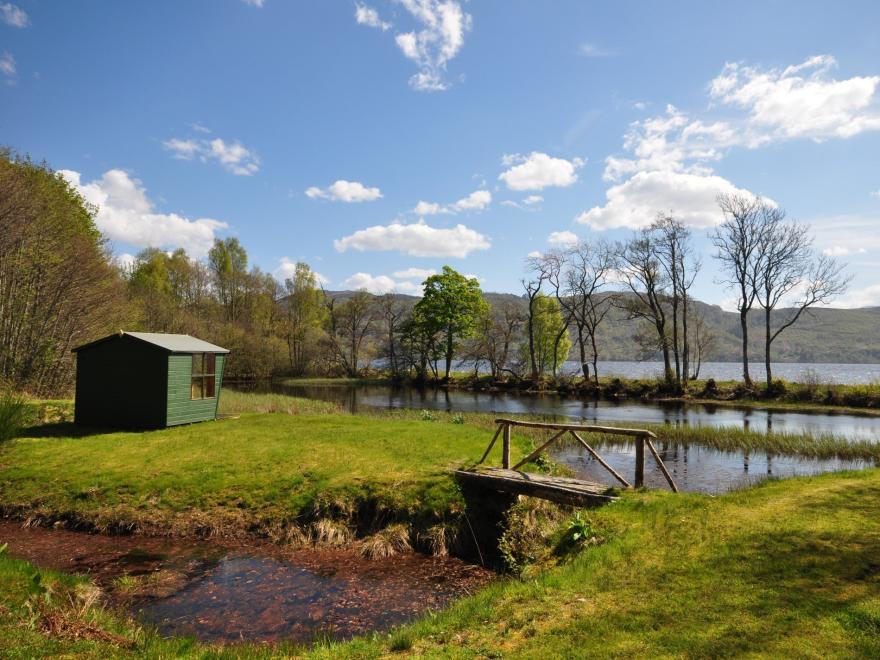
[305,179,382,203]
[334,220,490,257]
[834,283,880,309]
[341,272,423,294]
[547,230,579,247]
[415,189,491,215]
[0,52,15,80]
[0,3,28,27]
[358,0,471,91]
[273,257,329,284]
[576,170,761,230]
[393,267,436,279]
[709,55,880,144]
[60,169,227,256]
[822,245,867,257]
[163,136,260,175]
[871,190,880,198]
[242,0,265,7]
[499,152,584,191]
[355,3,391,30]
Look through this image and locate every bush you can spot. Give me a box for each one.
[701,378,718,397]
[0,391,28,443]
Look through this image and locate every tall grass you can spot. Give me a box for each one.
[0,391,28,443]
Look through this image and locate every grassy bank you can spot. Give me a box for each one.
[0,401,535,544]
[1,469,878,657]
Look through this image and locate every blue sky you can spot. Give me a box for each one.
[3,1,880,306]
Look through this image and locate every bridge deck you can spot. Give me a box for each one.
[455,468,618,507]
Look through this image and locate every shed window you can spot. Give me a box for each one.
[191,353,216,399]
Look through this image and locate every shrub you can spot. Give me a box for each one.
[701,378,719,397]
[451,413,465,424]
[420,409,437,421]
[0,391,28,443]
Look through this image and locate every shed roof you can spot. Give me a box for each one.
[73,331,230,354]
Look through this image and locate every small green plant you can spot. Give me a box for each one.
[451,413,465,424]
[420,409,437,421]
[0,390,28,443]
[558,511,601,553]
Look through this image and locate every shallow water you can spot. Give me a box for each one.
[266,381,880,442]
[0,522,492,644]
[550,442,869,495]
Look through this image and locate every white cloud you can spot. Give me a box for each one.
[305,179,382,203]
[871,190,880,198]
[273,257,329,285]
[499,152,584,191]
[834,283,880,309]
[822,245,867,257]
[191,123,211,134]
[242,0,265,7]
[452,189,491,211]
[579,43,614,57]
[0,3,28,27]
[342,272,423,295]
[372,0,471,91]
[413,189,491,215]
[113,253,137,271]
[163,136,259,175]
[523,195,543,205]
[527,250,543,258]
[547,230,579,247]
[355,3,391,30]
[393,267,436,279]
[0,52,15,79]
[334,220,490,258]
[413,200,446,215]
[60,169,227,257]
[501,194,543,211]
[709,55,880,144]
[575,170,762,231]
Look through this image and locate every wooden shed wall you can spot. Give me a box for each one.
[74,337,167,428]
[166,354,225,426]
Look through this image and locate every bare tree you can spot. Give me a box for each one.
[463,302,525,379]
[616,231,675,385]
[689,306,716,380]
[377,293,408,377]
[563,240,616,384]
[324,290,376,377]
[523,254,554,381]
[753,209,849,387]
[652,215,700,386]
[711,194,767,387]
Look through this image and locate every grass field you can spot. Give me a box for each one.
[1,469,878,657]
[1,392,879,656]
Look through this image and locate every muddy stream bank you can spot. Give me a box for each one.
[0,521,493,644]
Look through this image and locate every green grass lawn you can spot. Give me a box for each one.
[0,406,532,539]
[1,469,878,658]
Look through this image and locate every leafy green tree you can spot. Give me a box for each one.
[208,237,248,322]
[522,294,571,377]
[414,266,489,380]
[283,262,326,375]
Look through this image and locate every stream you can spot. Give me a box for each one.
[0,521,491,644]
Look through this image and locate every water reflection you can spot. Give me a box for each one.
[265,382,880,442]
[551,441,868,495]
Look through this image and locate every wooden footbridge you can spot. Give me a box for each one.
[455,418,679,507]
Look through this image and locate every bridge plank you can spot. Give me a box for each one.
[455,468,618,507]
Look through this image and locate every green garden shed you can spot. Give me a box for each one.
[73,331,230,428]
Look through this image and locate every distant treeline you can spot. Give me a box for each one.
[0,151,860,397]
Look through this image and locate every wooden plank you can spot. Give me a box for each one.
[478,424,503,464]
[635,435,645,488]
[511,429,568,471]
[455,468,617,507]
[494,418,656,439]
[568,430,632,488]
[645,437,680,493]
[502,423,511,469]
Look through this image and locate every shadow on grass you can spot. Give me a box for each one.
[17,422,129,439]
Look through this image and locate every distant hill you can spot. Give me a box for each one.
[322,290,880,364]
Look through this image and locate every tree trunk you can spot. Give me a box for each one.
[444,328,453,380]
[765,307,773,389]
[578,326,589,379]
[740,308,752,387]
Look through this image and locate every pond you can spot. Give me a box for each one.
[254,381,879,494]
[0,521,491,644]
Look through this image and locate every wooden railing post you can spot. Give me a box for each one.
[634,435,645,488]
[502,423,511,469]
